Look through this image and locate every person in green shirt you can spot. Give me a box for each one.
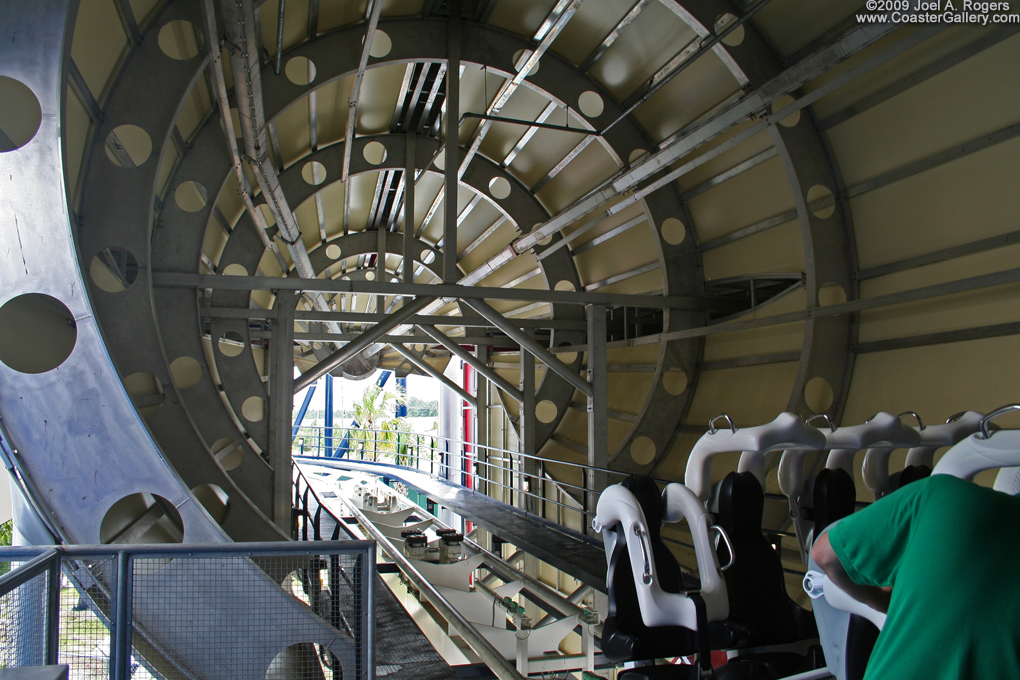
[812,473,1020,679]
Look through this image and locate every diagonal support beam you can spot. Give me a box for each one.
[417,324,524,402]
[462,299,593,398]
[390,343,477,407]
[295,296,435,392]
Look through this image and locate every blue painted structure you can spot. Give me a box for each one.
[324,375,334,453]
[292,382,317,437]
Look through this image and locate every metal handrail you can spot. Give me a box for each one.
[0,547,61,665]
[292,425,635,524]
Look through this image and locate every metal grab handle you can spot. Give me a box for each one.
[709,413,736,435]
[709,525,735,572]
[633,524,653,584]
[806,413,836,432]
[979,404,1020,439]
[946,411,970,424]
[897,411,925,430]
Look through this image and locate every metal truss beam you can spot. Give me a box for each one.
[294,296,435,392]
[417,325,524,401]
[580,0,651,71]
[463,299,593,398]
[445,0,462,283]
[154,271,705,309]
[389,343,477,407]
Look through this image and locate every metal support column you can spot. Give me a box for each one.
[519,348,537,514]
[475,345,490,497]
[404,130,416,282]
[395,376,408,417]
[585,304,608,529]
[45,554,60,665]
[269,289,297,531]
[112,552,133,680]
[324,374,334,454]
[444,0,462,283]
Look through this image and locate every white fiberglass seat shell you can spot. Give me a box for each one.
[932,406,1020,481]
[903,411,984,468]
[685,412,827,505]
[864,411,984,499]
[823,412,921,478]
[595,482,729,630]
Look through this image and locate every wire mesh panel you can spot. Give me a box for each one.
[0,558,51,668]
[60,558,134,680]
[2,543,373,680]
[128,546,370,680]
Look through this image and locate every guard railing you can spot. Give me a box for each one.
[0,541,375,680]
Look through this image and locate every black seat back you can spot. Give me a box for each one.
[893,464,931,490]
[602,476,698,662]
[715,471,816,646]
[811,467,856,536]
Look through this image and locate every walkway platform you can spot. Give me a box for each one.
[295,456,608,593]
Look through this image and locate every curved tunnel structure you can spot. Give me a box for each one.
[1,0,1018,674]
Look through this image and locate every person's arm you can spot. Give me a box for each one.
[811,531,892,614]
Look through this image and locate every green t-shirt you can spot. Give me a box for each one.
[829,474,1020,679]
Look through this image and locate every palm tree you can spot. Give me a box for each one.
[349,386,406,461]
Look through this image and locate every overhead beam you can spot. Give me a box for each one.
[459,21,909,292]
[202,0,287,271]
[604,0,773,135]
[580,0,651,71]
[285,332,518,346]
[463,299,593,398]
[341,0,384,183]
[154,271,707,309]
[853,321,1020,354]
[417,325,524,401]
[820,25,1019,131]
[404,130,416,282]
[389,343,477,407]
[459,0,583,177]
[294,296,435,392]
[515,22,908,253]
[566,266,1020,351]
[702,121,1020,252]
[202,306,587,330]
[857,226,1020,281]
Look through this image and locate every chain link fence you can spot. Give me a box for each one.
[0,542,374,680]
